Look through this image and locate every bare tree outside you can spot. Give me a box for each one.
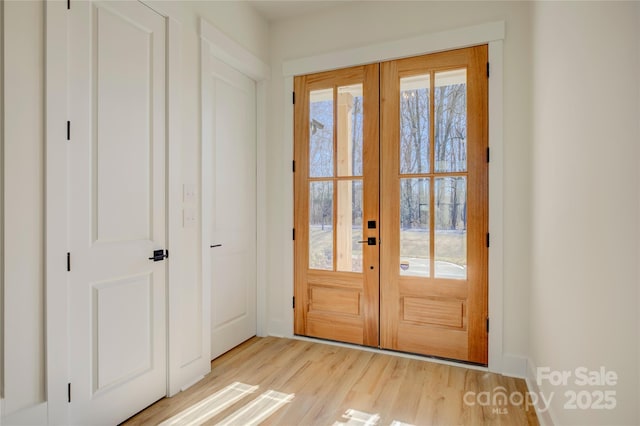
[307,71,468,277]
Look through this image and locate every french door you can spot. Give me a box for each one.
[294,46,488,364]
[293,64,380,346]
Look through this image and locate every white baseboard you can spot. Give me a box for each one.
[267,320,292,339]
[501,353,528,378]
[180,374,205,393]
[2,402,47,425]
[526,358,557,426]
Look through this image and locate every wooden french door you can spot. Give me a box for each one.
[380,46,488,364]
[294,64,380,346]
[294,45,488,364]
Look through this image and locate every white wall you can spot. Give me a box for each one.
[143,0,268,392]
[1,0,268,420]
[529,2,639,424]
[265,0,533,363]
[3,0,46,416]
[0,0,5,408]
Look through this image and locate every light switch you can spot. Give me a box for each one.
[183,184,197,203]
[183,208,196,228]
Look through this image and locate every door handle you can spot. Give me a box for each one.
[148,249,168,261]
[210,244,222,248]
[357,237,377,246]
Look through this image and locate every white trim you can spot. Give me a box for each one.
[282,75,295,338]
[526,359,557,426]
[0,0,5,406]
[199,16,270,357]
[502,353,527,378]
[281,22,506,372]
[200,19,270,82]
[163,14,185,398]
[487,39,505,374]
[179,374,205,393]
[2,402,47,426]
[44,1,69,424]
[283,21,505,76]
[256,80,268,337]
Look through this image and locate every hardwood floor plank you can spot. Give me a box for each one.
[122,337,538,426]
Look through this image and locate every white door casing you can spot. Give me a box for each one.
[67,1,167,423]
[203,51,258,360]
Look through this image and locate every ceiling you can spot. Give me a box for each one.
[246,1,349,22]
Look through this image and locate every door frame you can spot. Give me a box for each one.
[199,18,270,355]
[283,21,507,374]
[45,2,182,423]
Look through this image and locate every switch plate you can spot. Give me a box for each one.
[183,208,196,228]
[183,184,197,203]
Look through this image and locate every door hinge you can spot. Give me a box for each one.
[66,121,71,141]
[486,318,490,333]
[67,252,71,271]
[67,383,71,403]
[486,233,490,248]
[487,147,490,163]
[487,62,490,78]
[292,92,295,104]
[292,228,295,241]
[292,297,295,309]
[292,160,295,173]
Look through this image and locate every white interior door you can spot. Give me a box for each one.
[203,54,257,360]
[68,1,167,424]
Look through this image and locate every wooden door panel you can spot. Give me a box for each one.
[402,297,464,328]
[309,286,361,316]
[396,325,468,360]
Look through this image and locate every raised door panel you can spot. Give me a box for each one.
[94,5,154,243]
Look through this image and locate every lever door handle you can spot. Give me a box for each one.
[357,237,377,246]
[148,249,168,261]
[210,244,222,248]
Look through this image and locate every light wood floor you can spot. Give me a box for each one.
[123,337,538,425]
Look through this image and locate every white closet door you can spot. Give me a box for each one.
[68,1,167,424]
[204,54,257,360]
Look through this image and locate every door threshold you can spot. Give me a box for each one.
[291,334,489,371]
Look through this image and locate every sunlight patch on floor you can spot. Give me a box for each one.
[334,408,381,425]
[334,409,415,426]
[159,382,258,426]
[215,390,295,426]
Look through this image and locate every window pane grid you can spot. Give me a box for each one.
[398,68,468,279]
[308,83,365,273]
